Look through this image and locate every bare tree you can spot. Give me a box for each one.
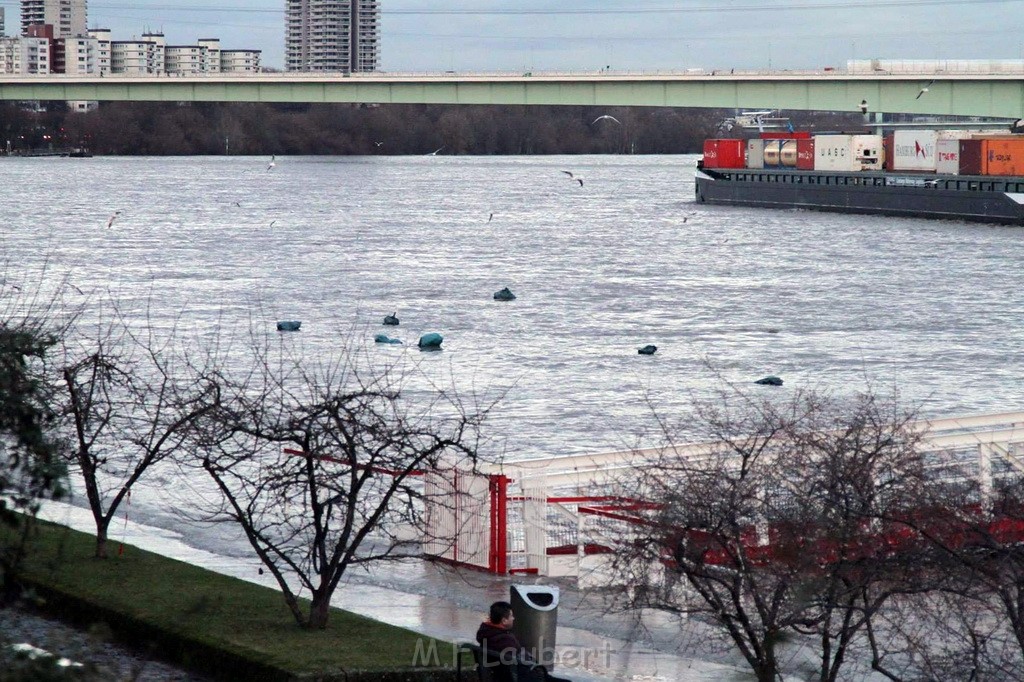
[194,339,493,629]
[56,302,219,558]
[607,388,929,682]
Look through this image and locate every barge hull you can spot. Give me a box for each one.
[695,168,1024,226]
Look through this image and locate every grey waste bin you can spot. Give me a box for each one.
[510,584,560,670]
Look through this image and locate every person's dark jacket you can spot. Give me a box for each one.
[475,621,530,663]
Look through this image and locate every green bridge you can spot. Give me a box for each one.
[1,72,1023,119]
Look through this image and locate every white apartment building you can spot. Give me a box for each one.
[21,0,87,38]
[219,49,260,73]
[88,28,110,74]
[198,38,221,73]
[285,0,379,72]
[0,35,50,73]
[165,44,205,75]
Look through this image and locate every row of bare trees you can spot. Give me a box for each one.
[1,100,869,156]
[9,277,1024,675]
[608,389,1024,681]
[1,284,495,629]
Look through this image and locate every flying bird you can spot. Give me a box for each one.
[234,201,241,207]
[106,210,122,228]
[561,170,575,177]
[267,155,276,171]
[916,80,935,100]
[427,146,444,156]
[269,220,277,227]
[574,178,583,187]
[374,141,384,147]
[592,115,621,125]
[488,213,494,223]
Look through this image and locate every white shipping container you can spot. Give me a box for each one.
[936,138,961,175]
[814,134,884,171]
[746,139,765,169]
[892,130,938,171]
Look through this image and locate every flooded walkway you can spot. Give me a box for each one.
[35,501,747,681]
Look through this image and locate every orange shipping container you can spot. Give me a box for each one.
[981,138,1024,176]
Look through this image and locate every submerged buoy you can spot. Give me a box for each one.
[638,345,657,355]
[383,312,400,326]
[418,332,443,351]
[276,320,301,332]
[493,287,516,301]
[754,376,784,386]
[374,334,402,345]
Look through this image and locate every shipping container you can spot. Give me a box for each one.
[959,138,1024,175]
[764,139,798,168]
[814,134,883,171]
[702,139,746,169]
[981,138,1024,176]
[746,138,765,169]
[883,134,894,171]
[959,139,984,175]
[892,130,938,172]
[796,138,815,169]
[935,138,961,175]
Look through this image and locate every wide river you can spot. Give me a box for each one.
[3,154,1024,679]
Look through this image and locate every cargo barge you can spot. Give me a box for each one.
[695,131,1024,225]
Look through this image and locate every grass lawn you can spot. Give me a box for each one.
[5,519,468,680]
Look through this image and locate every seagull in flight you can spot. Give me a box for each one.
[561,170,575,177]
[592,115,621,125]
[427,146,444,156]
[916,80,935,100]
[488,213,494,223]
[267,155,276,171]
[106,210,122,228]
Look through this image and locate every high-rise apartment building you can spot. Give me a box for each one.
[285,0,379,73]
[21,0,87,38]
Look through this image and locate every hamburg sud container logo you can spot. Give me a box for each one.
[894,138,934,159]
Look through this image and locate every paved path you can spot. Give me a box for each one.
[33,501,747,681]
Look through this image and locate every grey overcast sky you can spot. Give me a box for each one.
[3,0,1023,72]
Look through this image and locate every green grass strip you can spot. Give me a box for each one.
[5,519,470,680]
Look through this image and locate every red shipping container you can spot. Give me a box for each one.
[959,139,983,175]
[883,134,894,172]
[702,139,746,169]
[796,138,815,169]
[760,131,812,139]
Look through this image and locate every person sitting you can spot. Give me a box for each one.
[475,600,571,681]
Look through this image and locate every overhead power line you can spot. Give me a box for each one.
[4,0,1021,16]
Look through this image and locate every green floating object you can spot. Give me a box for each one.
[383,312,400,326]
[493,287,516,301]
[754,376,783,386]
[276,320,301,332]
[638,345,657,355]
[374,334,402,345]
[418,332,443,350]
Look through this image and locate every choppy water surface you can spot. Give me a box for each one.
[4,154,1024,678]
[5,154,1023,456]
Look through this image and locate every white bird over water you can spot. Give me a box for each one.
[106,210,122,228]
[915,80,935,100]
[592,115,621,125]
[427,146,444,156]
[267,155,276,171]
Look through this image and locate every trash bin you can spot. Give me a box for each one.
[510,584,559,670]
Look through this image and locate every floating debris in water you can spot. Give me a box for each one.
[493,287,516,301]
[754,376,783,386]
[374,334,402,345]
[638,345,657,355]
[383,312,400,326]
[276,320,301,332]
[418,332,443,351]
